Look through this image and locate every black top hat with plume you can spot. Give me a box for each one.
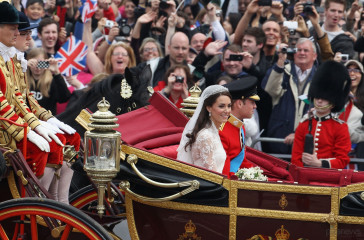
[308,60,351,112]
[0,2,26,25]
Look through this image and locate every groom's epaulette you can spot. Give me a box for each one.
[228,114,244,129]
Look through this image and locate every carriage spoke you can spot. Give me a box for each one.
[0,224,10,240]
[60,224,72,240]
[30,215,38,240]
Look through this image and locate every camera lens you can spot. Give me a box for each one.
[175,76,184,83]
[281,47,287,54]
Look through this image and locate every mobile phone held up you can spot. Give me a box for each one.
[37,61,49,69]
[258,0,272,6]
[228,54,243,61]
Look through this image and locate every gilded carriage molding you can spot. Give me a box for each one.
[125,196,140,240]
[128,193,230,215]
[121,145,224,184]
[337,215,364,224]
[339,182,364,199]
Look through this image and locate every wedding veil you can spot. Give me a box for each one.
[177,85,229,163]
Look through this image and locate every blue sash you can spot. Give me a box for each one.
[230,128,245,173]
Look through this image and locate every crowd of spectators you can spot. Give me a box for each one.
[14,0,364,167]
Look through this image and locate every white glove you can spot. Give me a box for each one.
[47,117,76,135]
[39,120,64,134]
[27,130,50,152]
[34,124,64,147]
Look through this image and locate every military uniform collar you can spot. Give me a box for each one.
[313,112,332,121]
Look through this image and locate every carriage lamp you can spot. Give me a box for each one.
[84,98,121,218]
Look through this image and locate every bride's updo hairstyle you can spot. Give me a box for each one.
[184,86,231,151]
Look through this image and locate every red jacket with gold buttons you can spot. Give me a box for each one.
[219,115,254,177]
[292,113,351,169]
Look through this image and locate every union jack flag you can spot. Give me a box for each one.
[79,0,98,23]
[55,36,88,76]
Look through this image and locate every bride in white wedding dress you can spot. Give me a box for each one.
[177,85,232,173]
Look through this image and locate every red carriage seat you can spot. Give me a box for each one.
[116,92,188,159]
[246,147,294,182]
[288,165,358,187]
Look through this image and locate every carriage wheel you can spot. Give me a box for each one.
[0,198,113,240]
[70,184,126,217]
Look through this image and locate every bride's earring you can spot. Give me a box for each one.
[208,112,211,117]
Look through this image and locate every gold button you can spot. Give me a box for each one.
[33,163,36,166]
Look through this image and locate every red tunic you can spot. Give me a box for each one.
[219,117,253,177]
[291,114,351,169]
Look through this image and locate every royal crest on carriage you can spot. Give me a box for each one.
[177,220,201,240]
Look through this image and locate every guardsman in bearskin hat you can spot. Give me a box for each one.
[13,10,81,204]
[291,60,352,169]
[219,77,260,177]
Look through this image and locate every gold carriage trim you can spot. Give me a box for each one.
[279,194,288,210]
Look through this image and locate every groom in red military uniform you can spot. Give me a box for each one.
[219,77,260,177]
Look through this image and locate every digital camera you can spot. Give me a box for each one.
[281,47,297,54]
[118,19,131,37]
[175,76,184,83]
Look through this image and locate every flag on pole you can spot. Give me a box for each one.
[79,0,98,23]
[55,35,88,76]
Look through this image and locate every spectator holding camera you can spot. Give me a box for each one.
[234,0,283,63]
[154,64,193,108]
[193,42,256,87]
[293,4,334,62]
[319,0,355,59]
[240,27,273,137]
[261,38,318,154]
[27,48,71,115]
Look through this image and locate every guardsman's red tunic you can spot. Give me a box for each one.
[292,114,351,169]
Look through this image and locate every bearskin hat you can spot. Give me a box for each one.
[308,60,351,112]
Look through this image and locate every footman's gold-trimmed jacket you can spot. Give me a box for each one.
[0,56,30,148]
[13,54,53,122]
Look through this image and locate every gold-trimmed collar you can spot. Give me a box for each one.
[227,114,244,129]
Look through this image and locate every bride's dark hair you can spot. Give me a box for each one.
[184,91,231,151]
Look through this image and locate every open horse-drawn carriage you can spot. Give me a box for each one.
[1,92,364,239]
